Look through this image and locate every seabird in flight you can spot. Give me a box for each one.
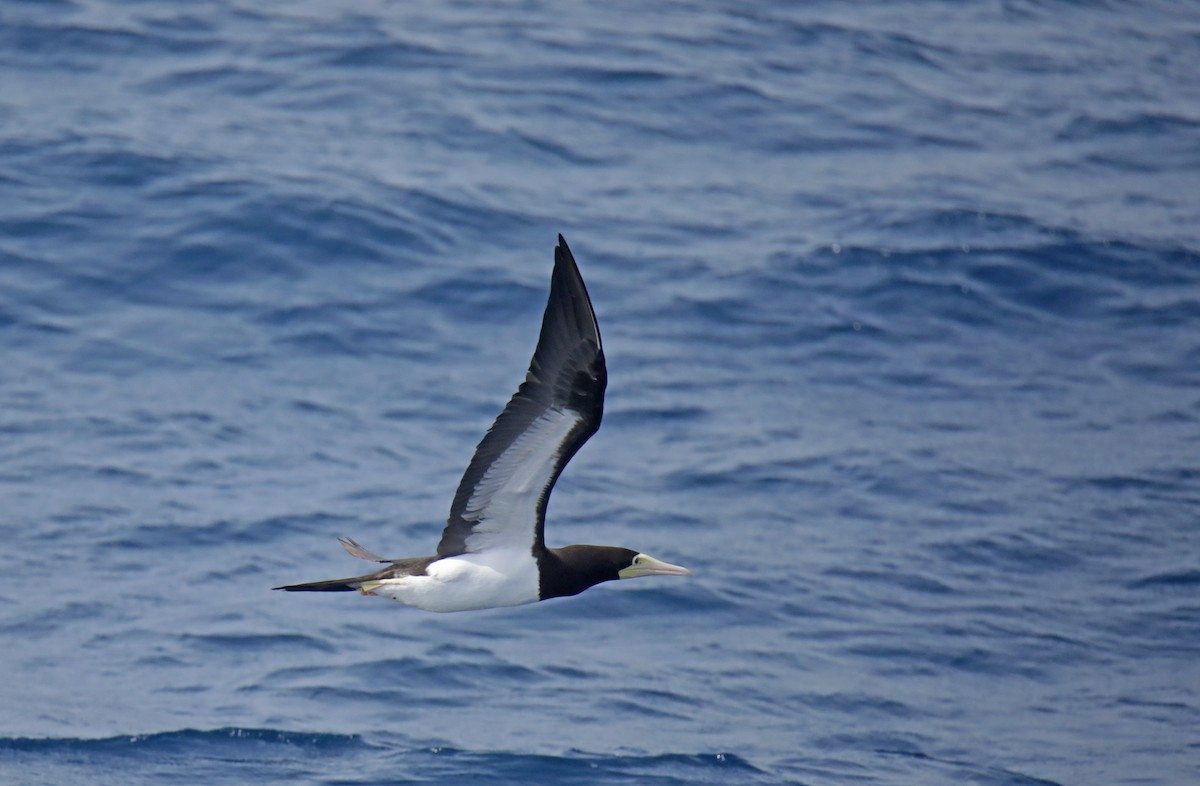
[274,235,691,612]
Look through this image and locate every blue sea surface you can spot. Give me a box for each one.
[2,1,1199,784]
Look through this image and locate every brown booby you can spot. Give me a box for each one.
[274,235,690,612]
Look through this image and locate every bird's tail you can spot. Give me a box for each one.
[273,577,362,592]
[275,536,410,593]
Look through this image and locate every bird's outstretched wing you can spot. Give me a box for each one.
[436,235,606,557]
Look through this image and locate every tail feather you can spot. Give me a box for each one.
[273,577,362,592]
[275,549,435,594]
[338,536,393,563]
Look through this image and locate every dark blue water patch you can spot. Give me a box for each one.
[62,336,192,375]
[181,632,336,655]
[272,683,467,714]
[4,0,73,8]
[0,729,369,786]
[271,329,374,359]
[251,648,565,707]
[791,235,1200,344]
[1112,293,1200,332]
[99,513,359,553]
[358,747,769,786]
[1127,570,1200,590]
[0,727,365,754]
[0,600,108,638]
[609,405,709,428]
[608,694,698,722]
[373,183,536,250]
[34,185,440,312]
[801,691,916,720]
[146,197,366,279]
[14,142,191,191]
[323,40,454,70]
[1057,111,1200,143]
[0,19,214,70]
[41,502,131,529]
[412,276,542,323]
[823,567,955,596]
[0,304,19,330]
[965,255,1120,322]
[504,128,617,167]
[138,9,221,36]
[926,533,1082,577]
[559,65,674,87]
[873,748,1066,786]
[0,201,122,250]
[1063,467,1200,502]
[1099,602,1200,660]
[1104,348,1200,389]
[139,65,289,98]
[342,655,546,691]
[840,208,1060,251]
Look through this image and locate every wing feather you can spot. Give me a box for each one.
[436,235,605,557]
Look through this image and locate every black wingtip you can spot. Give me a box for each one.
[547,233,600,349]
[553,234,585,288]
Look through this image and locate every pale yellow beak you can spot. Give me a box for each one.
[618,553,693,579]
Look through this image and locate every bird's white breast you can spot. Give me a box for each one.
[364,548,540,613]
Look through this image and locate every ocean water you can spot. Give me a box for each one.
[2,1,1199,784]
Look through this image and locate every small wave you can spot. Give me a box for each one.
[1,731,768,786]
[876,748,1066,786]
[323,40,450,70]
[1127,569,1200,590]
[0,727,364,754]
[366,746,768,786]
[139,65,286,98]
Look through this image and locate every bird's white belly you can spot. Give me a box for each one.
[364,549,540,613]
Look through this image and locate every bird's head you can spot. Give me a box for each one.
[542,545,692,600]
[617,551,693,580]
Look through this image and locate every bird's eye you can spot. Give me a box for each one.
[632,556,641,565]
